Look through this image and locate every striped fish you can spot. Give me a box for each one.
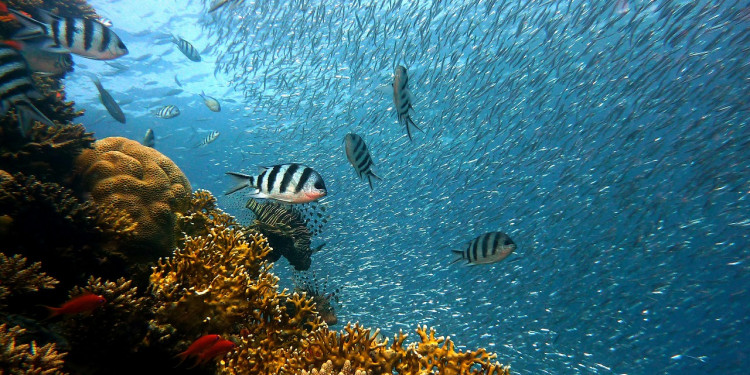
[10,9,128,60]
[343,133,381,190]
[172,35,201,62]
[195,130,220,148]
[225,163,327,204]
[142,129,155,148]
[0,42,55,135]
[154,105,180,119]
[451,232,516,265]
[392,65,422,141]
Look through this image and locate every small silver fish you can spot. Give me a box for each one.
[199,91,221,112]
[451,232,516,265]
[142,128,155,147]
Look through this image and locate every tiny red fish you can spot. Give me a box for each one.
[176,334,221,364]
[192,339,235,367]
[45,293,106,317]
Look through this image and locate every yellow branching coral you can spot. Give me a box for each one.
[0,323,67,375]
[301,360,369,375]
[175,189,239,242]
[0,253,58,305]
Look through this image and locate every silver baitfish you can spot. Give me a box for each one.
[86,73,125,123]
[225,163,328,204]
[343,133,382,190]
[0,42,55,135]
[154,104,180,119]
[195,130,220,147]
[142,128,155,147]
[392,65,421,141]
[451,232,516,265]
[172,35,201,62]
[10,9,128,60]
[199,91,221,112]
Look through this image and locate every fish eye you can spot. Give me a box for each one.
[117,41,127,49]
[314,180,326,191]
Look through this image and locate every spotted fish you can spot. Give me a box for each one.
[10,8,128,60]
[451,232,516,265]
[225,163,327,204]
[343,133,381,190]
[392,65,422,141]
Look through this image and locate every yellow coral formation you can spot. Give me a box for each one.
[0,253,58,305]
[301,360,368,375]
[0,323,67,375]
[74,137,192,258]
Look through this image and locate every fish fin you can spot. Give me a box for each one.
[406,89,416,105]
[225,172,254,195]
[365,171,381,190]
[15,101,54,136]
[449,250,465,265]
[34,9,61,24]
[404,116,422,141]
[8,9,47,40]
[375,83,392,95]
[35,38,70,54]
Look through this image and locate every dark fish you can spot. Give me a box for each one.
[174,74,183,87]
[343,133,382,190]
[17,40,72,76]
[142,128,154,147]
[0,42,56,135]
[392,65,422,141]
[225,163,327,203]
[10,9,128,60]
[155,104,180,118]
[451,232,516,265]
[172,35,201,62]
[87,73,125,123]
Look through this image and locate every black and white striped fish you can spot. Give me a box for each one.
[392,65,422,141]
[10,9,128,60]
[225,163,327,204]
[0,42,55,135]
[195,130,220,148]
[343,133,381,190]
[172,35,201,62]
[154,105,180,119]
[451,232,516,265]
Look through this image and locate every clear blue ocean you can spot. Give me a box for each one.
[66,0,749,373]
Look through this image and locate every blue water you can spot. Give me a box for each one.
[68,0,749,373]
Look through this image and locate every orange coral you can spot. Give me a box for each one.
[74,137,192,259]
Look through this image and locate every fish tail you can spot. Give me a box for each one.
[366,171,382,190]
[8,9,46,40]
[15,101,55,136]
[449,250,464,265]
[225,172,253,195]
[404,115,422,141]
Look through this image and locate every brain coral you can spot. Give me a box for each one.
[74,137,191,260]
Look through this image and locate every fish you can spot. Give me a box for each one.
[225,163,328,203]
[191,339,235,367]
[615,0,630,15]
[174,74,183,87]
[44,293,106,318]
[154,104,180,119]
[208,0,231,13]
[86,73,125,123]
[95,17,112,27]
[199,91,221,112]
[0,41,56,135]
[451,232,517,265]
[16,40,73,76]
[392,65,422,141]
[195,130,220,147]
[172,35,201,62]
[10,8,128,60]
[343,133,382,190]
[142,128,155,147]
[164,88,183,96]
[175,334,221,365]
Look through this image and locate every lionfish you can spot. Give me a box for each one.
[245,199,328,270]
[292,271,340,326]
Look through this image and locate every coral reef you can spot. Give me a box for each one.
[73,137,192,261]
[292,271,340,326]
[0,253,58,307]
[245,198,320,270]
[301,360,367,375]
[0,323,67,375]
[0,171,137,302]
